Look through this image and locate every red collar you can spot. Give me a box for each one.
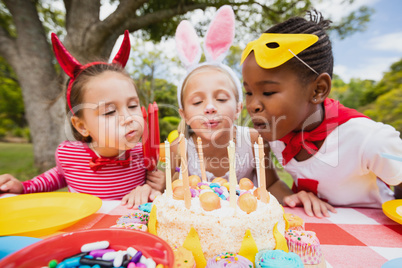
[84,144,132,172]
[279,98,369,165]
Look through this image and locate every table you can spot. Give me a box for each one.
[1,194,402,268]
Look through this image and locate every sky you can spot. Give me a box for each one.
[320,0,402,82]
[107,0,402,83]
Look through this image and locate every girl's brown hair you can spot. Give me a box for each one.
[67,63,135,142]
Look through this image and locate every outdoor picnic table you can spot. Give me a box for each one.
[1,193,401,268]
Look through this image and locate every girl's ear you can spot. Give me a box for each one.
[235,102,243,120]
[311,73,331,103]
[71,116,89,137]
[178,108,186,122]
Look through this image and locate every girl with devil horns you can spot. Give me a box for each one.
[0,31,164,208]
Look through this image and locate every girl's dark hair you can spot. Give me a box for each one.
[67,63,135,142]
[265,10,333,83]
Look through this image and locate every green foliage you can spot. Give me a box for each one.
[0,57,26,130]
[159,116,180,141]
[331,58,402,137]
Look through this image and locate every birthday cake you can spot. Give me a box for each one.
[150,178,286,261]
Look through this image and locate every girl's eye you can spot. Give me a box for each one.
[263,92,275,96]
[245,92,252,96]
[193,101,202,105]
[217,99,227,102]
[128,105,138,109]
[104,110,116,116]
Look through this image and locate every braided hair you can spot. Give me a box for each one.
[265,10,333,83]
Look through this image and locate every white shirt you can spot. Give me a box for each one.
[270,118,402,208]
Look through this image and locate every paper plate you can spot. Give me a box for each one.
[382,199,402,224]
[0,192,102,237]
[0,236,41,260]
[0,229,175,268]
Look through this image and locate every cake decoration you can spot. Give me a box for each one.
[148,204,157,235]
[206,252,253,267]
[238,229,258,265]
[199,192,221,211]
[284,213,304,231]
[273,222,289,252]
[116,211,149,225]
[138,202,153,213]
[239,178,254,191]
[285,229,322,265]
[255,249,303,268]
[173,247,196,268]
[183,227,207,268]
[237,193,258,214]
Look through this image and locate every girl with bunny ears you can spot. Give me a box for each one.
[0,31,164,208]
[170,6,293,201]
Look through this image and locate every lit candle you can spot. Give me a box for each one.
[254,142,260,188]
[197,137,207,182]
[258,136,269,203]
[164,140,172,198]
[179,134,191,209]
[227,140,237,209]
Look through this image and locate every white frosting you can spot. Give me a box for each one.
[153,191,285,259]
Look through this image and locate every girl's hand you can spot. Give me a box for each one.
[121,184,161,209]
[146,169,165,192]
[283,190,337,218]
[0,174,24,194]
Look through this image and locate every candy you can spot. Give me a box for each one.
[48,260,57,268]
[131,250,143,263]
[172,179,183,190]
[238,178,254,190]
[212,177,228,185]
[173,186,185,200]
[113,250,126,267]
[189,175,201,188]
[237,192,257,214]
[102,251,119,261]
[89,249,115,258]
[199,191,221,211]
[127,247,138,257]
[81,241,109,252]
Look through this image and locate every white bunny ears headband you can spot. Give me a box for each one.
[175,5,243,109]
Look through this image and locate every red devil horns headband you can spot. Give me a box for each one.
[51,30,131,114]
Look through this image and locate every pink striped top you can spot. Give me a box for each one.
[22,141,146,200]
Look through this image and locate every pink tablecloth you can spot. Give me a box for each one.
[2,194,402,268]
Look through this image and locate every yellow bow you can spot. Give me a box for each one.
[240,33,318,69]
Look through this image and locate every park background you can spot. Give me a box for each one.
[0,0,401,187]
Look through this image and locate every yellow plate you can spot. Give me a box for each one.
[382,199,402,224]
[0,192,102,237]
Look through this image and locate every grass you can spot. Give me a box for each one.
[0,142,39,181]
[0,142,294,190]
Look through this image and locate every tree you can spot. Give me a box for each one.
[0,0,373,170]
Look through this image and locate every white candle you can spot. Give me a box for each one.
[197,137,207,182]
[227,140,237,209]
[254,142,260,188]
[258,136,269,203]
[164,140,172,198]
[179,134,191,209]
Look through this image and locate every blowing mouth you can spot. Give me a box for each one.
[125,130,136,138]
[252,120,269,130]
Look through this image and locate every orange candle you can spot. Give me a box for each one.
[165,140,172,198]
[197,137,207,182]
[227,140,237,209]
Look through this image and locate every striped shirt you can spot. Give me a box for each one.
[22,141,146,200]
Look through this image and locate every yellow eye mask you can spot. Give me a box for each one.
[240,33,319,70]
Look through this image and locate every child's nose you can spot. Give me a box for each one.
[249,98,263,114]
[120,110,134,126]
[204,103,217,114]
